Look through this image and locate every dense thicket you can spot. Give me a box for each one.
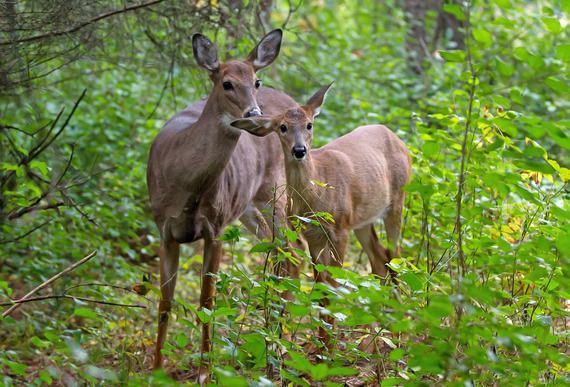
[1,0,569,385]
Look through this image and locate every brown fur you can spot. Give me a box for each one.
[231,84,412,349]
[147,30,299,381]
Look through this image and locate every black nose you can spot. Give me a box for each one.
[245,108,262,117]
[292,146,306,159]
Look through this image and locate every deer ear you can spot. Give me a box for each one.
[303,82,334,118]
[193,33,220,73]
[230,117,275,137]
[245,29,282,71]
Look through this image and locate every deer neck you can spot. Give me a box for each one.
[181,96,243,191]
[285,153,320,214]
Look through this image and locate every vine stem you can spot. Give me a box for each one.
[454,0,475,284]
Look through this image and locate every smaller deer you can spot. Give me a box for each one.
[230,83,412,348]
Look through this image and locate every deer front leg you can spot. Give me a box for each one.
[198,236,222,384]
[153,238,180,371]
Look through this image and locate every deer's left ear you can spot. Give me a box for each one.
[302,82,334,118]
[230,116,275,137]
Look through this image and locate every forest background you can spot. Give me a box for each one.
[1,0,569,385]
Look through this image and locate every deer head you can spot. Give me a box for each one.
[192,29,283,120]
[229,82,334,159]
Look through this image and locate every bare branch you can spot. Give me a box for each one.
[0,295,146,309]
[0,221,51,244]
[7,201,65,220]
[2,251,97,318]
[0,0,166,47]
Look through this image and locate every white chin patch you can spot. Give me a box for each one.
[220,114,241,134]
[288,154,305,161]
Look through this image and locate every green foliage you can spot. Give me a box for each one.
[1,0,570,385]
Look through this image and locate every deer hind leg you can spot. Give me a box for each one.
[382,191,407,282]
[309,230,349,351]
[383,192,406,259]
[198,235,222,384]
[354,224,392,282]
[153,237,180,371]
[240,204,272,241]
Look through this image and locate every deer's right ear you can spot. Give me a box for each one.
[245,29,282,71]
[303,82,334,118]
[193,34,220,73]
[230,117,274,137]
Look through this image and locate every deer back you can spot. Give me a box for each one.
[289,125,410,231]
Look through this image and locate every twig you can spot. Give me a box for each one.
[63,282,131,294]
[63,282,154,304]
[7,201,65,220]
[0,220,51,244]
[0,108,63,189]
[29,90,86,165]
[0,295,146,309]
[2,251,97,317]
[0,0,166,47]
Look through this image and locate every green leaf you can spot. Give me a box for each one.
[5,359,28,375]
[196,309,211,324]
[283,228,298,243]
[327,366,359,377]
[249,242,276,253]
[212,307,237,317]
[556,44,570,61]
[545,76,569,93]
[30,160,48,177]
[542,17,561,34]
[403,183,435,200]
[176,332,188,348]
[550,205,570,220]
[439,50,466,62]
[311,363,329,380]
[486,137,504,152]
[442,4,465,20]
[496,58,514,76]
[492,117,518,137]
[215,226,240,241]
[74,307,99,320]
[472,28,492,48]
[401,272,423,291]
[288,304,310,317]
[0,281,12,296]
[421,142,440,159]
[493,16,514,29]
[382,378,403,387]
[535,314,553,327]
[389,347,406,361]
[31,336,50,347]
[563,0,570,13]
[286,350,313,373]
[39,370,53,385]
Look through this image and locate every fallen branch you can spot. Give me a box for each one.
[0,295,146,309]
[1,251,97,318]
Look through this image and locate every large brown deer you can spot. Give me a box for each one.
[147,30,298,375]
[230,83,412,348]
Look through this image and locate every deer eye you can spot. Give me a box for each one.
[307,122,313,130]
[222,81,233,90]
[280,124,287,133]
[255,80,261,89]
